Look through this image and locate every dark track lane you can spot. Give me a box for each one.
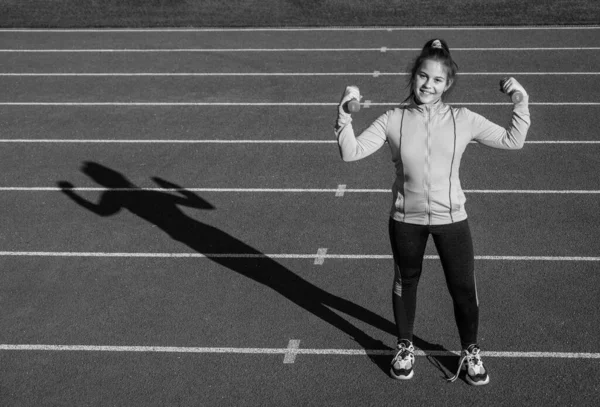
[1,257,598,351]
[2,349,597,406]
[1,105,598,142]
[2,49,598,73]
[1,191,598,256]
[1,28,598,49]
[0,143,599,190]
[1,75,599,103]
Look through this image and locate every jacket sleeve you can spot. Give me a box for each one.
[335,111,389,161]
[468,104,531,150]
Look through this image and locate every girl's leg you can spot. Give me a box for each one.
[431,219,478,349]
[388,218,429,342]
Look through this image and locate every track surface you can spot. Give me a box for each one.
[0,27,599,406]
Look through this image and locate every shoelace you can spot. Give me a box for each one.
[393,345,414,366]
[447,347,481,382]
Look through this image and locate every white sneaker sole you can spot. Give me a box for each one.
[466,374,490,386]
[390,368,414,380]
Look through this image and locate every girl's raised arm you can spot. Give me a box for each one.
[335,86,388,162]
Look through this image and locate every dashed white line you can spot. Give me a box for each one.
[283,340,301,363]
[314,248,328,265]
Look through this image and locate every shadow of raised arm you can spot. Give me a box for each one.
[151,176,215,210]
[57,180,121,216]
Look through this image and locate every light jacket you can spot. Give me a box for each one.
[335,99,531,225]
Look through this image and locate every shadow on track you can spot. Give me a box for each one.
[58,161,456,377]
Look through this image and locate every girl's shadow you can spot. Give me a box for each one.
[58,161,456,377]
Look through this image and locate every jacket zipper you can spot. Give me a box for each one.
[424,108,432,225]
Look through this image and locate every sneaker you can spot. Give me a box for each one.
[448,344,490,386]
[390,340,415,380]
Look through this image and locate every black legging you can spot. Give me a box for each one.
[389,218,479,349]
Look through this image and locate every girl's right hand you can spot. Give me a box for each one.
[338,85,361,117]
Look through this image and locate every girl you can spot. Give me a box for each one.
[335,39,530,386]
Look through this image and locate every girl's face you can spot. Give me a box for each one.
[413,59,453,105]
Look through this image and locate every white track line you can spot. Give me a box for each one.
[525,141,600,144]
[1,102,599,106]
[1,72,598,76]
[1,139,598,144]
[0,344,598,359]
[1,187,600,194]
[0,139,340,144]
[0,26,598,32]
[2,47,600,52]
[0,252,598,261]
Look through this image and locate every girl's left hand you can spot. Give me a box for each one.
[501,77,529,103]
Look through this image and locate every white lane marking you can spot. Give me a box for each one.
[0,139,338,144]
[283,340,301,364]
[329,255,600,261]
[0,48,390,52]
[0,251,314,259]
[335,184,346,197]
[1,72,598,76]
[0,139,598,145]
[0,26,598,32]
[472,256,600,261]
[0,252,599,261]
[464,190,600,194]
[1,47,599,52]
[2,187,600,194]
[0,102,345,106]
[1,102,599,106]
[0,72,391,76]
[0,187,349,193]
[1,344,599,359]
[524,141,600,144]
[314,248,328,265]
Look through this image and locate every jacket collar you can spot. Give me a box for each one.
[405,97,450,115]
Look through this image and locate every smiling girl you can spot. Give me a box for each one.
[335,39,530,385]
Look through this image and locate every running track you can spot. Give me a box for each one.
[0,27,599,406]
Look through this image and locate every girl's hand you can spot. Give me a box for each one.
[338,85,361,119]
[500,77,529,104]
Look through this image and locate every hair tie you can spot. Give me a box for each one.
[432,40,442,49]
